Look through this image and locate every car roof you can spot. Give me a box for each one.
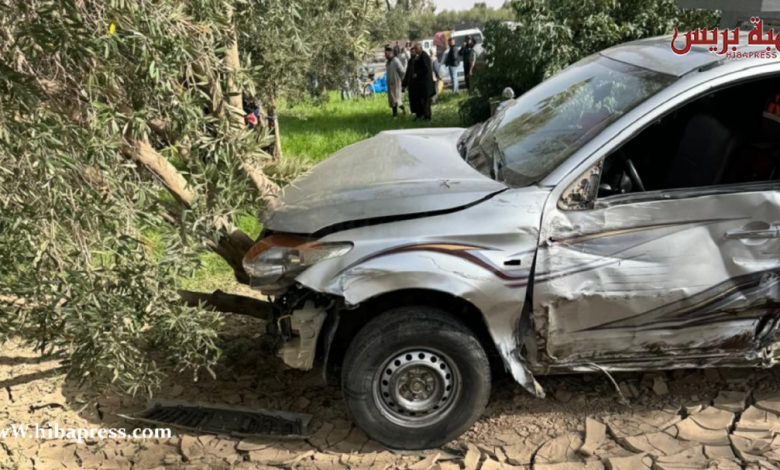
[451,28,482,37]
[601,32,780,77]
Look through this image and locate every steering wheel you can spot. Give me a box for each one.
[620,152,646,192]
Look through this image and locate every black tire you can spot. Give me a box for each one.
[341,307,491,449]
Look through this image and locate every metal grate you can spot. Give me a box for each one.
[122,400,311,438]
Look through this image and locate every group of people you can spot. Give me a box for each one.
[383,36,478,121]
[443,36,478,93]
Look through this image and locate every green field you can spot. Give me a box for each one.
[280,90,467,164]
[181,90,468,291]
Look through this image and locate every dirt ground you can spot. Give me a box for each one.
[3,314,780,470]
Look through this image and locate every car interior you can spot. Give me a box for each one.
[598,75,780,199]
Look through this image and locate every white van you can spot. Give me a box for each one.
[441,28,483,87]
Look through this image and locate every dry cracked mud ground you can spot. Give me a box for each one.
[4,314,780,470]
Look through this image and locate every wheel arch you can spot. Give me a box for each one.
[322,288,501,385]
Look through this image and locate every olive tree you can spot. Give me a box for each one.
[0,0,379,396]
[236,0,382,158]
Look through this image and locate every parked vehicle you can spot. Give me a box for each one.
[244,34,780,449]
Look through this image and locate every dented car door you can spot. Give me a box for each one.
[533,183,780,370]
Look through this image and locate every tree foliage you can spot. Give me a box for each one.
[238,0,382,101]
[420,3,515,37]
[0,0,378,396]
[459,0,721,124]
[374,2,515,41]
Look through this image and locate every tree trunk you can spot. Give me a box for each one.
[256,102,268,129]
[177,290,272,320]
[269,95,282,160]
[206,228,256,285]
[224,38,244,125]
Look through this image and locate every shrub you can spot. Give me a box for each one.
[460,0,720,125]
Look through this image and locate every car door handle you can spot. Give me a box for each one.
[725,225,780,240]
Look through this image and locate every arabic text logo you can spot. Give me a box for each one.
[671,17,779,59]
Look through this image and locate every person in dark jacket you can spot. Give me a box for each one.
[404,42,435,121]
[407,43,436,121]
[402,46,417,117]
[443,37,460,93]
[458,36,477,92]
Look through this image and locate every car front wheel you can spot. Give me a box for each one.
[341,306,491,449]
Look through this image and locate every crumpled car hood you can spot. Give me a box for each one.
[263,128,507,234]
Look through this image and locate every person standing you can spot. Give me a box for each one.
[340,62,355,101]
[443,37,460,93]
[459,36,477,92]
[384,45,406,117]
[395,43,408,69]
[402,46,417,117]
[408,42,435,121]
[430,49,443,104]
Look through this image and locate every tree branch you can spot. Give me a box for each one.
[121,139,195,207]
[177,289,271,320]
[206,227,255,285]
[268,95,282,160]
[223,7,280,196]
[148,118,179,145]
[224,7,245,128]
[241,159,280,200]
[119,139,259,284]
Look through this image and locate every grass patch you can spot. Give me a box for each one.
[280,90,467,164]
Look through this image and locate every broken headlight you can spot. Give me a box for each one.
[242,234,352,287]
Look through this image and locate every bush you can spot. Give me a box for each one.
[460,0,720,125]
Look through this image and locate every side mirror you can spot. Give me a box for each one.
[502,87,515,100]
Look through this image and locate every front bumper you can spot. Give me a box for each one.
[277,301,328,370]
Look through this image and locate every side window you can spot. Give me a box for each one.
[559,162,602,210]
[561,74,780,210]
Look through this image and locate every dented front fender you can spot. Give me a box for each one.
[294,187,552,397]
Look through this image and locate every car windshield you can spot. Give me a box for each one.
[464,54,676,187]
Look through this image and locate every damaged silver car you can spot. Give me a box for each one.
[244,34,780,449]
